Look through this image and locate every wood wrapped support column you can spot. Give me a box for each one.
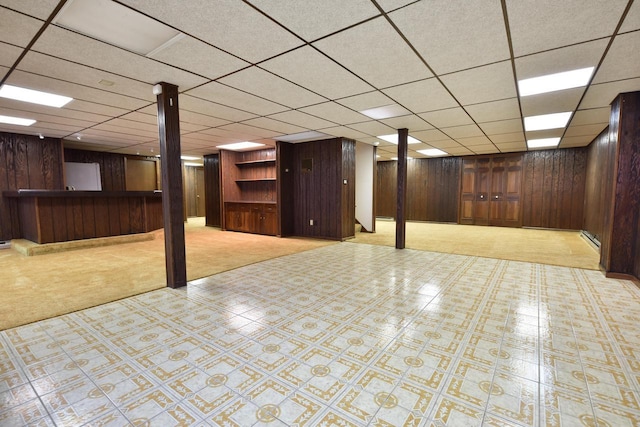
[396,128,408,249]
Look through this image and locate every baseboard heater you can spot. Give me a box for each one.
[581,230,601,250]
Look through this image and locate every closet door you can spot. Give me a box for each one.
[489,156,506,226]
[503,155,523,227]
[459,159,476,225]
[474,157,491,226]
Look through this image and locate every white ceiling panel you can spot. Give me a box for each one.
[380,115,433,131]
[446,146,475,156]
[489,133,526,144]
[520,87,584,117]
[178,110,231,129]
[570,108,610,126]
[0,7,43,47]
[335,91,396,111]
[0,1,59,20]
[515,39,608,81]
[18,52,154,102]
[442,124,484,139]
[419,107,474,128]
[178,122,209,133]
[240,117,307,135]
[181,133,228,144]
[78,130,153,144]
[314,17,432,88]
[267,110,336,130]
[411,129,450,142]
[185,82,288,116]
[564,123,608,138]
[496,141,527,152]
[376,0,420,12]
[479,119,523,135]
[179,95,258,122]
[63,99,130,117]
[32,26,207,89]
[473,146,501,154]
[218,123,282,139]
[99,118,160,134]
[506,0,628,56]
[561,135,595,147]
[0,106,96,129]
[389,0,510,74]
[347,121,395,136]
[429,139,463,149]
[0,42,22,68]
[382,78,458,113]
[299,102,369,125]
[119,111,157,126]
[92,123,158,139]
[593,32,640,84]
[319,126,368,140]
[261,46,374,100]
[194,128,249,142]
[525,129,564,140]
[465,98,521,123]
[0,99,113,124]
[579,78,640,109]
[620,1,640,32]
[457,136,493,147]
[148,35,249,80]
[441,61,517,106]
[0,124,66,138]
[119,0,303,63]
[247,0,379,42]
[220,67,326,109]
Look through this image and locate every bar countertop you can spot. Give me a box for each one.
[3,189,162,198]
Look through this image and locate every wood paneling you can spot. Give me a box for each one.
[277,141,295,237]
[583,129,609,243]
[341,139,356,240]
[0,132,64,240]
[376,161,397,218]
[125,158,158,191]
[522,148,587,230]
[204,154,221,227]
[64,148,126,191]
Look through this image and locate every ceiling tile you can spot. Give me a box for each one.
[457,136,493,146]
[319,126,368,139]
[376,0,420,12]
[489,133,525,144]
[240,117,307,135]
[314,17,431,88]
[261,46,374,100]
[0,106,96,129]
[495,141,527,152]
[520,87,583,117]
[0,1,59,19]
[80,128,154,143]
[347,121,395,136]
[200,127,256,142]
[299,102,369,125]
[429,139,463,149]
[100,118,159,134]
[465,98,521,123]
[472,146,501,154]
[148,35,249,80]
[0,42,22,69]
[479,119,523,135]
[564,123,608,138]
[178,110,232,128]
[446,146,475,156]
[186,81,289,116]
[382,78,458,113]
[0,7,43,47]
[525,129,564,140]
[92,123,158,139]
[267,110,336,130]
[119,111,157,126]
[592,32,640,84]
[180,96,258,123]
[570,108,610,126]
[419,107,474,128]
[579,78,640,109]
[32,26,207,89]
[506,0,628,56]
[442,124,484,139]
[336,91,395,111]
[560,135,595,147]
[515,39,608,81]
[63,99,130,117]
[247,0,379,41]
[389,0,510,74]
[119,0,303,63]
[411,129,450,142]
[620,1,640,32]
[218,123,282,139]
[379,115,433,131]
[440,61,516,105]
[0,124,67,138]
[221,67,326,109]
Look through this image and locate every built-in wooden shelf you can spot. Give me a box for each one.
[235,159,276,166]
[235,178,276,182]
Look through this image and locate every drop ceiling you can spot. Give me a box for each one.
[0,0,638,161]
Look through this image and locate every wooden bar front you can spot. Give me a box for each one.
[3,190,163,244]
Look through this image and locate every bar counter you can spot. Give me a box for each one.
[3,190,163,244]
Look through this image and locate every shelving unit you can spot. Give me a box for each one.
[220,148,279,236]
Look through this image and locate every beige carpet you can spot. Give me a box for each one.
[0,218,334,330]
[350,220,600,270]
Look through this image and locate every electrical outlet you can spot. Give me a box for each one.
[309,219,314,226]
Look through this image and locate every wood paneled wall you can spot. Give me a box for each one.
[64,148,126,191]
[521,148,587,230]
[376,158,461,222]
[204,154,221,227]
[277,141,295,237]
[0,132,64,240]
[583,129,609,243]
[280,138,356,240]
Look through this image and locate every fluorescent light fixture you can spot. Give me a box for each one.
[524,112,572,131]
[518,67,594,96]
[0,84,72,108]
[217,142,265,151]
[180,155,200,161]
[377,134,421,144]
[360,104,410,120]
[54,0,182,56]
[417,148,448,157]
[391,156,414,160]
[278,131,331,143]
[527,137,560,148]
[183,162,203,167]
[0,115,36,126]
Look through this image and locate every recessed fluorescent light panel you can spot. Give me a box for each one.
[524,112,572,131]
[417,149,448,157]
[180,155,200,161]
[360,104,410,120]
[391,156,413,160]
[54,0,182,56]
[0,115,36,126]
[527,137,560,148]
[377,134,421,144]
[518,67,594,96]
[183,162,203,167]
[0,85,72,108]
[217,142,265,151]
[278,131,331,143]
